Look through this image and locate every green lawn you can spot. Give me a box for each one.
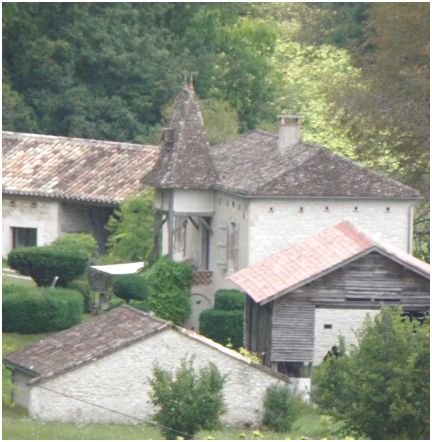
[2,274,35,287]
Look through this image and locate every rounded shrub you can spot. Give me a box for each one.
[51,233,98,260]
[214,289,245,310]
[8,246,89,287]
[3,284,84,333]
[112,274,148,304]
[199,309,244,348]
[263,385,305,432]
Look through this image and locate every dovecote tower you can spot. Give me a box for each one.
[145,81,217,264]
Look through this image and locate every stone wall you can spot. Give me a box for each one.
[248,198,414,264]
[29,328,285,426]
[2,196,60,258]
[313,308,380,365]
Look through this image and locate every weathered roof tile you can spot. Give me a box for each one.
[2,132,160,205]
[228,221,430,304]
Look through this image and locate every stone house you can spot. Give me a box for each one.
[144,83,421,330]
[228,221,430,376]
[4,305,287,426]
[2,132,159,257]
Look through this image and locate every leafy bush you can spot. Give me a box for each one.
[144,255,193,291]
[263,385,305,432]
[149,358,225,440]
[147,287,191,325]
[142,256,192,325]
[8,246,88,287]
[51,233,98,259]
[112,274,148,304]
[213,289,245,310]
[200,309,244,348]
[3,284,83,333]
[313,306,430,440]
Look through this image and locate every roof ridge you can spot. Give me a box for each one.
[2,131,160,152]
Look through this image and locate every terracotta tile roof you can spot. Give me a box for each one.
[4,305,288,383]
[210,130,420,198]
[4,305,169,382]
[2,132,160,205]
[228,221,430,305]
[144,85,217,189]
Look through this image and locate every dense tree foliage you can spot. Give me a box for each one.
[105,190,155,263]
[3,3,429,259]
[313,307,430,440]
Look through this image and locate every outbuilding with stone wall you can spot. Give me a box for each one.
[5,305,287,427]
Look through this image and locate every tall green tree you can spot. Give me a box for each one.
[313,307,430,440]
[105,190,155,263]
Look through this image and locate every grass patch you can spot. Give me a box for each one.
[2,274,35,287]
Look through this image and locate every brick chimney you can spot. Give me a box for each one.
[278,115,303,152]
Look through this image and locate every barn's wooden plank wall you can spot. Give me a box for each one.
[246,251,429,366]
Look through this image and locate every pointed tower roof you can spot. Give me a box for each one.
[145,83,217,189]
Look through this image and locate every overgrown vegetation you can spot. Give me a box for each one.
[263,385,305,433]
[2,284,83,333]
[149,358,225,440]
[313,307,430,440]
[7,245,88,287]
[200,290,244,348]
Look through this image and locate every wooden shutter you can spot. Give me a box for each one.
[233,223,240,270]
[216,223,228,268]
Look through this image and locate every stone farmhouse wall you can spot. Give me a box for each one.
[2,196,114,257]
[2,196,60,258]
[26,328,285,426]
[248,198,415,264]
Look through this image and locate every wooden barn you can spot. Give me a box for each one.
[229,221,430,377]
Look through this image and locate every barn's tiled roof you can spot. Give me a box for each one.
[2,132,159,205]
[210,130,420,198]
[5,305,288,383]
[4,306,169,382]
[144,84,217,189]
[228,221,430,305]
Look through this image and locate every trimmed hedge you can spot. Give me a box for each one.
[68,279,94,313]
[3,284,84,333]
[113,274,148,304]
[199,309,244,348]
[8,246,89,287]
[214,290,245,310]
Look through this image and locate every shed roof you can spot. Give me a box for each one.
[228,221,430,305]
[4,305,287,383]
[210,130,420,198]
[144,84,217,189]
[2,132,159,205]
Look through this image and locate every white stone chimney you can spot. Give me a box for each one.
[278,115,303,152]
